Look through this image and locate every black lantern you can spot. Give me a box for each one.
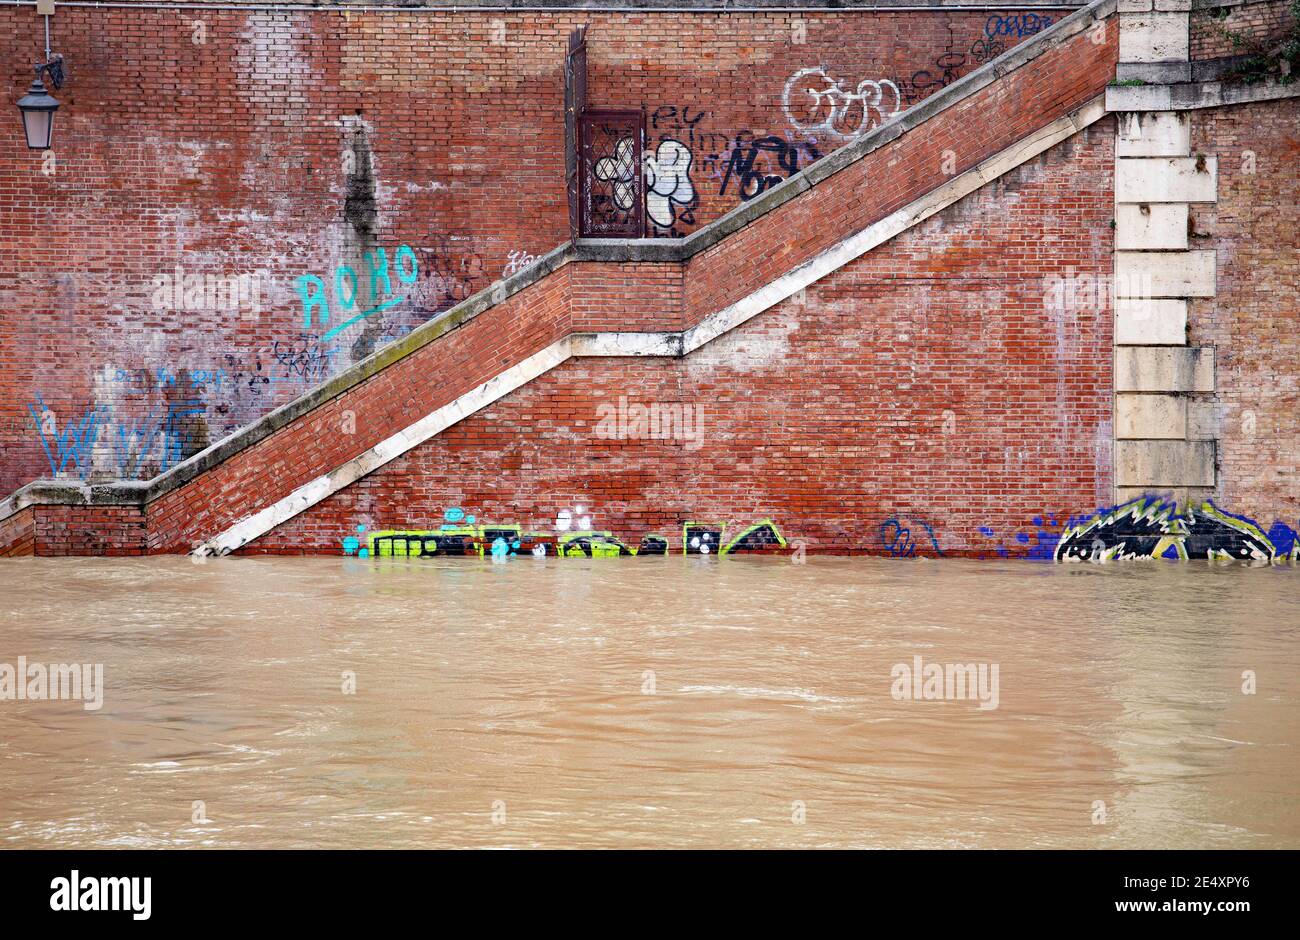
[17,67,60,151]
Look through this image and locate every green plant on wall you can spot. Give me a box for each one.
[1208,0,1300,85]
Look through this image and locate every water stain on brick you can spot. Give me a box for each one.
[343,118,383,364]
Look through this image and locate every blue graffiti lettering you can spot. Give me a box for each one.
[985,14,1054,39]
[28,394,104,476]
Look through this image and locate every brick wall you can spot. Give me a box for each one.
[0,507,35,557]
[6,7,1299,559]
[115,14,1117,555]
[250,120,1118,558]
[33,505,149,556]
[0,504,146,556]
[0,4,1073,497]
[0,5,1121,556]
[1190,0,1295,61]
[1189,98,1300,532]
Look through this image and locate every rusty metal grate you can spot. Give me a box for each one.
[564,26,587,243]
[578,109,644,239]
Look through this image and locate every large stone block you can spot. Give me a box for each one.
[1116,156,1217,203]
[1116,203,1189,250]
[1115,298,1187,344]
[1114,250,1215,298]
[1115,346,1215,392]
[1116,439,1214,487]
[1116,393,1187,439]
[1113,485,1217,508]
[1106,85,1176,112]
[1116,112,1190,158]
[1115,61,1193,84]
[1118,11,1190,63]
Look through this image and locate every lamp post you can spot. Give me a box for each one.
[17,63,60,151]
[16,3,63,151]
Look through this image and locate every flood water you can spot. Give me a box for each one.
[1,555,1297,849]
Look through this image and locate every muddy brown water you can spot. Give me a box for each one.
[0,555,1297,848]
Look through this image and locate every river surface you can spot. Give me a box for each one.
[0,555,1297,849]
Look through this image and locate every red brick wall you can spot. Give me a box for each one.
[683,22,1115,319]
[1189,98,1300,532]
[116,16,1116,555]
[1191,0,1295,62]
[0,507,35,557]
[33,505,148,556]
[0,5,1072,498]
[247,119,1118,559]
[0,504,146,556]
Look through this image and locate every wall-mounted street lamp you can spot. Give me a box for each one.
[18,58,62,151]
[16,1,63,151]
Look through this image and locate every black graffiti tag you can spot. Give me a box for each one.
[720,133,821,202]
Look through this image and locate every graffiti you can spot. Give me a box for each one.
[216,339,335,420]
[343,524,369,558]
[782,67,902,140]
[220,350,272,404]
[490,535,523,558]
[405,236,483,314]
[560,532,636,558]
[270,338,338,383]
[112,392,207,478]
[722,521,787,556]
[696,133,743,184]
[296,244,420,341]
[342,512,788,559]
[638,535,669,556]
[590,134,698,233]
[1055,497,1293,564]
[969,36,1005,65]
[503,249,539,277]
[292,236,484,350]
[367,530,476,557]
[896,51,968,107]
[648,105,734,203]
[350,507,474,557]
[359,527,593,559]
[720,132,821,202]
[649,105,711,152]
[640,105,828,225]
[376,325,415,347]
[443,507,472,524]
[408,236,486,316]
[111,367,227,391]
[555,507,590,531]
[649,106,823,206]
[335,498,1299,565]
[644,138,696,232]
[648,105,738,228]
[879,517,944,558]
[27,364,227,480]
[684,522,723,556]
[977,515,1065,561]
[28,395,104,476]
[984,14,1054,40]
